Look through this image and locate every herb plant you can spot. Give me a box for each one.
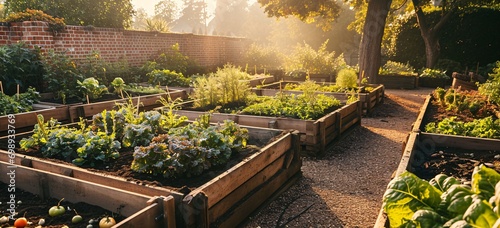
[419,68,450,79]
[379,61,416,76]
[425,116,500,139]
[383,165,500,227]
[147,69,191,87]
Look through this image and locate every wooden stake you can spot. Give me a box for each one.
[0,81,3,94]
[254,65,257,75]
[86,94,90,104]
[17,84,20,99]
[136,95,141,114]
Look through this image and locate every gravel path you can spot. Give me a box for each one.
[240,88,434,228]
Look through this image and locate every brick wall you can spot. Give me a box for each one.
[0,21,250,67]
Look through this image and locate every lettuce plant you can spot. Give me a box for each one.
[383,165,500,227]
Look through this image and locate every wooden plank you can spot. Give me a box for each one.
[114,201,163,228]
[411,95,432,132]
[188,132,293,208]
[0,161,150,217]
[209,151,289,220]
[216,160,302,228]
[0,150,185,200]
[0,105,69,132]
[419,133,500,151]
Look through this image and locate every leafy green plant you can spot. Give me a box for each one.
[74,131,121,167]
[0,42,45,94]
[383,165,500,227]
[42,50,84,104]
[77,77,108,101]
[242,93,341,120]
[336,68,358,88]
[79,51,109,84]
[425,116,500,139]
[142,43,190,74]
[379,61,416,76]
[0,87,40,115]
[147,69,191,87]
[131,116,249,178]
[432,88,494,117]
[19,114,63,150]
[242,43,284,70]
[419,68,450,79]
[123,84,165,95]
[284,40,346,75]
[111,77,125,98]
[479,61,500,104]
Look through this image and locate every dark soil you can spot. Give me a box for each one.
[414,147,500,181]
[0,182,125,228]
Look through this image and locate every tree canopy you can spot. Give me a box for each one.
[3,0,135,28]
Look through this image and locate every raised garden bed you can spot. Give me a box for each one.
[0,102,69,134]
[374,132,500,227]
[451,77,478,90]
[0,160,163,227]
[376,74,418,89]
[242,74,276,87]
[0,120,300,227]
[160,100,362,156]
[251,81,384,114]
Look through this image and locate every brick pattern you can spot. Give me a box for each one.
[0,21,249,67]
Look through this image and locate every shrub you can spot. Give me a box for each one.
[0,42,45,94]
[478,61,500,104]
[284,40,346,75]
[143,43,189,74]
[242,43,284,70]
[336,68,358,88]
[42,50,84,104]
[4,9,65,34]
[379,61,416,76]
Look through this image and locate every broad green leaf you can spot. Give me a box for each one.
[383,171,443,227]
[430,174,460,192]
[440,185,474,216]
[449,220,473,228]
[471,165,500,199]
[411,209,447,227]
[463,196,499,227]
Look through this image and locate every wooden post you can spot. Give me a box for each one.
[0,81,3,94]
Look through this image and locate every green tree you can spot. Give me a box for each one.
[154,0,178,24]
[3,0,134,28]
[410,0,499,68]
[212,0,248,36]
[174,0,208,33]
[257,0,392,83]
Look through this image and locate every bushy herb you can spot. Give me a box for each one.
[284,40,346,75]
[383,165,500,227]
[335,68,358,89]
[0,87,40,115]
[425,116,500,139]
[191,64,251,108]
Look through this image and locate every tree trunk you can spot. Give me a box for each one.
[422,33,440,68]
[358,0,392,84]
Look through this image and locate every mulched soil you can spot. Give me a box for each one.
[0,182,126,228]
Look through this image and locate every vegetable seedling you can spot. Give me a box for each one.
[49,198,66,217]
[99,216,116,228]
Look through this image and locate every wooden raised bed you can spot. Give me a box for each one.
[0,102,69,134]
[418,77,450,88]
[251,81,384,114]
[67,90,187,122]
[160,100,362,156]
[376,74,418,89]
[374,132,500,227]
[451,77,478,90]
[243,74,276,87]
[0,160,177,227]
[0,126,299,227]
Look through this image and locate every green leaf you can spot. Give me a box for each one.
[430,174,460,192]
[440,185,474,216]
[463,196,499,227]
[411,209,447,227]
[471,165,500,199]
[383,171,443,227]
